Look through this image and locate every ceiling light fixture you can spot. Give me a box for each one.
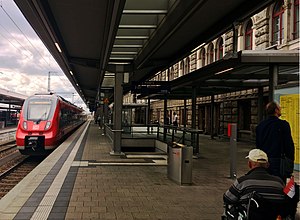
[214,68,234,76]
[119,24,157,29]
[123,10,168,14]
[116,36,149,39]
[54,43,62,53]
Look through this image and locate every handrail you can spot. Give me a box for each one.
[156,124,202,154]
[103,123,202,154]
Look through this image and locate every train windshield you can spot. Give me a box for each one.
[25,100,53,121]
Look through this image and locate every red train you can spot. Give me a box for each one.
[16,93,85,155]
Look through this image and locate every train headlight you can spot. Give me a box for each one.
[45,121,51,130]
[23,121,27,130]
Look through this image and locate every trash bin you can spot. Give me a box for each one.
[167,142,193,185]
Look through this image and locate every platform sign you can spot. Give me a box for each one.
[280,94,299,166]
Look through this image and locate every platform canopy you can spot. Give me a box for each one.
[0,88,26,107]
[14,0,277,110]
[137,50,299,99]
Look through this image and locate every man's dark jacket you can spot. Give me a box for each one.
[256,116,294,177]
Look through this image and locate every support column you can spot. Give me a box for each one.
[258,87,264,122]
[8,104,11,126]
[111,65,124,155]
[183,99,187,128]
[163,94,168,141]
[232,24,238,53]
[191,87,197,130]
[229,123,237,179]
[210,95,215,139]
[147,97,150,134]
[191,87,197,152]
[104,90,109,124]
[205,106,209,134]
[269,64,278,102]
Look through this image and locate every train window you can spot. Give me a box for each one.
[27,100,52,121]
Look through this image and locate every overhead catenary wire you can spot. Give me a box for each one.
[0,4,51,68]
[52,71,76,92]
[0,31,31,60]
[0,2,84,106]
[0,22,32,57]
[0,2,53,72]
[0,28,51,72]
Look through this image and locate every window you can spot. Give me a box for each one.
[24,99,54,121]
[180,61,184,76]
[207,43,214,64]
[272,0,285,45]
[166,69,170,81]
[201,48,206,67]
[185,57,190,74]
[170,67,174,80]
[161,71,166,81]
[158,72,161,81]
[27,101,52,121]
[217,38,223,60]
[294,0,299,39]
[245,20,253,49]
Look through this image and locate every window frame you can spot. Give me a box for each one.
[201,48,206,67]
[207,44,214,64]
[244,21,253,50]
[217,38,223,60]
[294,0,299,39]
[272,1,285,45]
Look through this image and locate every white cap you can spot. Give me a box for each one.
[245,149,268,163]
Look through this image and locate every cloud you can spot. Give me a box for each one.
[0,0,88,111]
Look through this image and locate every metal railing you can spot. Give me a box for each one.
[104,123,203,154]
[156,124,203,154]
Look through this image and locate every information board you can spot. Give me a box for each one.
[280,94,299,165]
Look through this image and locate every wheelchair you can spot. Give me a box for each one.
[221,191,298,220]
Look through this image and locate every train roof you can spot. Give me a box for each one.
[29,93,83,111]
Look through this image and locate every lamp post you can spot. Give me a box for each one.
[48,71,57,93]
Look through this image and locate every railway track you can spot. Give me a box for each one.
[0,143,45,198]
[0,142,18,159]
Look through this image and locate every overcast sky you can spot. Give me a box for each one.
[0,0,87,110]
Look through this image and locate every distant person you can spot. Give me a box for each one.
[223,149,287,219]
[98,114,103,129]
[94,113,98,124]
[256,101,294,180]
[173,112,178,132]
[165,113,170,133]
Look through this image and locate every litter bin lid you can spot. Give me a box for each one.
[171,142,186,148]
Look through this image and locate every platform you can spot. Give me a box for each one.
[0,121,298,220]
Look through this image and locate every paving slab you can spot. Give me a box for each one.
[66,123,300,219]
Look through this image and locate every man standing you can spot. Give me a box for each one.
[165,113,170,133]
[173,112,178,126]
[256,101,294,180]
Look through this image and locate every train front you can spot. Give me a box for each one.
[16,94,59,155]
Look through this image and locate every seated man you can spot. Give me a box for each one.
[223,149,287,219]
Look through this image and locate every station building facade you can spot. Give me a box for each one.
[129,0,300,141]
